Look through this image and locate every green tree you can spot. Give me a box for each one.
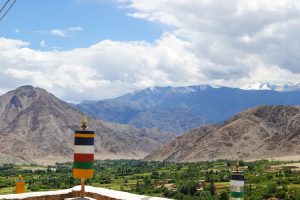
[219,191,229,200]
[207,180,216,196]
[198,190,216,200]
[263,183,277,198]
[178,180,198,195]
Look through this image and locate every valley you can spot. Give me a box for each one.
[2,0,300,199]
[1,85,300,199]
[1,159,300,200]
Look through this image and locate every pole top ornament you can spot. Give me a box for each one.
[81,114,88,130]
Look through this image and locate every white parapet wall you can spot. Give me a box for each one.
[0,188,72,200]
[0,186,171,200]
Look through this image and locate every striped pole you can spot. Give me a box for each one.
[16,175,25,194]
[73,115,95,198]
[230,162,244,200]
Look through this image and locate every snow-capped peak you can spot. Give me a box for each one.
[242,82,300,92]
[171,86,197,94]
[242,82,273,90]
[148,86,159,93]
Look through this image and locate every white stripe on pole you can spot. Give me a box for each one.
[230,180,244,187]
[74,145,94,154]
[230,185,244,192]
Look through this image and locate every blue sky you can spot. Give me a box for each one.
[0,0,300,102]
[1,0,162,49]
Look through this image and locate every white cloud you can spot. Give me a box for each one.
[118,0,300,82]
[39,40,61,49]
[1,1,300,102]
[40,40,47,47]
[0,35,209,102]
[49,26,83,37]
[0,37,29,49]
[49,29,66,37]
[68,26,83,32]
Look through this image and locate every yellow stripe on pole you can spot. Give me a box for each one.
[75,133,95,138]
[16,182,25,194]
[73,169,94,178]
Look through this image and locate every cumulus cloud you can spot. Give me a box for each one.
[120,0,300,82]
[0,35,203,102]
[1,1,300,102]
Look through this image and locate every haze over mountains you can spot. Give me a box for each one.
[77,84,300,134]
[146,105,300,162]
[0,86,174,165]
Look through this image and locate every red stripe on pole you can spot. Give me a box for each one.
[74,153,94,162]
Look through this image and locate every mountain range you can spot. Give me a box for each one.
[145,105,300,162]
[2,85,300,165]
[77,84,300,134]
[0,86,174,165]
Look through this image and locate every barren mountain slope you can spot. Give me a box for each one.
[0,86,174,165]
[145,106,300,162]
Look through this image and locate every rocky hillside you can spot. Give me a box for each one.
[145,105,300,162]
[0,86,175,165]
[77,85,300,134]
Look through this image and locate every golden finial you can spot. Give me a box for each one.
[81,115,88,130]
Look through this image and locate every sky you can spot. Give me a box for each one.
[1,0,300,102]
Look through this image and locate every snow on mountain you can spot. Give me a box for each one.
[77,84,300,134]
[242,82,300,92]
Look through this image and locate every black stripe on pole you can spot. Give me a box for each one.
[231,174,244,181]
[74,137,94,145]
[75,130,95,134]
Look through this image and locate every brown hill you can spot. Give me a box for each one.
[0,86,175,165]
[145,105,300,162]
